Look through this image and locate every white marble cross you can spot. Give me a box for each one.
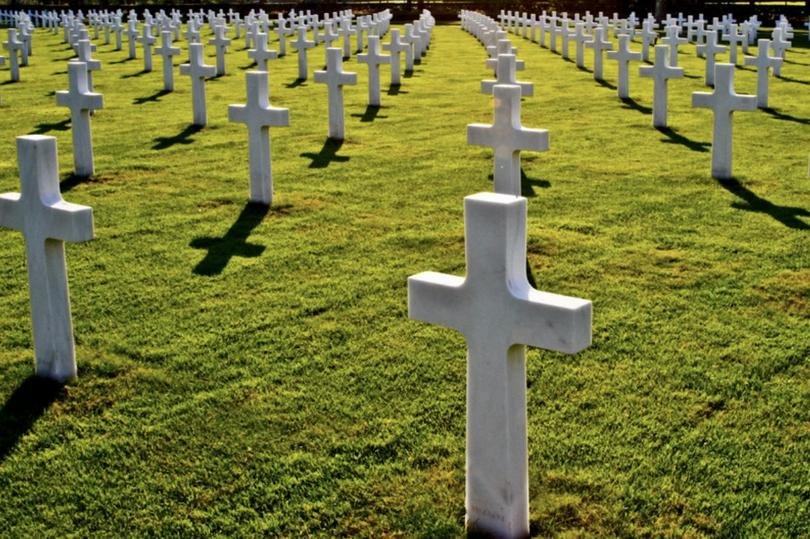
[607,34,642,98]
[660,24,687,67]
[408,192,591,539]
[357,35,391,107]
[383,28,410,86]
[573,22,588,68]
[692,63,756,179]
[179,43,217,126]
[276,19,291,57]
[744,39,781,108]
[723,23,745,64]
[468,84,548,196]
[314,47,357,140]
[585,26,613,81]
[639,44,683,127]
[125,20,139,59]
[155,30,180,91]
[228,71,289,205]
[137,23,157,72]
[208,24,231,76]
[56,61,104,177]
[291,25,315,80]
[696,30,727,86]
[0,135,95,382]
[3,29,23,81]
[248,32,277,71]
[401,23,419,71]
[486,39,523,71]
[75,38,101,91]
[770,28,790,74]
[481,54,533,97]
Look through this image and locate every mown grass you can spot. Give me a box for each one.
[0,21,808,537]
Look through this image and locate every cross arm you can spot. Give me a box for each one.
[732,94,757,111]
[313,70,328,83]
[42,200,94,243]
[408,272,466,333]
[691,91,714,108]
[513,289,592,353]
[467,123,495,148]
[0,193,22,231]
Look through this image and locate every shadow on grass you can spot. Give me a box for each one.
[51,55,75,62]
[60,172,98,193]
[387,84,407,96]
[285,78,307,88]
[577,65,593,74]
[775,74,810,86]
[0,376,65,464]
[190,202,269,276]
[655,126,710,152]
[109,57,135,64]
[595,78,617,90]
[521,169,550,198]
[351,105,386,123]
[239,62,256,70]
[152,124,203,150]
[300,138,350,168]
[718,177,809,230]
[31,118,70,134]
[683,73,701,79]
[762,107,810,125]
[403,69,414,79]
[121,69,149,79]
[620,96,652,115]
[133,88,171,105]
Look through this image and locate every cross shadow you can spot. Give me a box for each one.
[520,168,551,198]
[655,126,710,152]
[152,124,203,150]
[717,177,809,230]
[52,70,67,76]
[285,78,306,88]
[300,138,350,168]
[387,84,407,96]
[122,69,149,79]
[762,107,810,125]
[44,90,56,97]
[239,62,256,70]
[403,69,414,78]
[595,78,617,90]
[31,118,70,134]
[60,172,104,192]
[0,376,65,463]
[109,57,135,64]
[683,73,701,79]
[190,202,269,276]
[351,105,387,123]
[561,56,575,64]
[133,88,171,105]
[51,55,75,62]
[577,65,593,73]
[620,96,652,114]
[776,75,810,86]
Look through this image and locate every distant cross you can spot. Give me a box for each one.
[662,25,688,68]
[3,29,23,81]
[573,22,588,68]
[276,18,291,57]
[314,47,358,140]
[0,135,95,382]
[228,71,290,205]
[559,21,573,60]
[692,63,756,179]
[468,84,548,196]
[125,20,139,59]
[56,61,104,177]
[486,39,524,71]
[184,19,200,44]
[696,30,727,86]
[357,35,391,107]
[770,28,790,74]
[248,32,278,71]
[639,20,657,63]
[112,16,123,51]
[607,34,642,98]
[639,44,683,127]
[744,39,781,108]
[290,25,315,81]
[408,192,592,539]
[401,23,421,70]
[723,23,745,65]
[137,23,157,72]
[76,39,101,91]
[585,26,613,81]
[155,30,180,91]
[179,43,217,126]
[383,28,410,85]
[208,24,231,76]
[481,54,533,97]
[339,20,353,59]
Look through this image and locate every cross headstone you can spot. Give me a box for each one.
[357,35,391,107]
[723,23,745,65]
[179,43,217,126]
[660,24,687,67]
[481,54,533,97]
[408,192,592,538]
[639,45,683,128]
[468,84,548,196]
[3,29,23,81]
[585,26,613,81]
[696,30,727,86]
[208,24,231,76]
[137,23,157,72]
[573,22,588,68]
[228,71,289,205]
[290,25,315,81]
[383,28,410,86]
[744,39,781,108]
[56,61,104,177]
[76,39,101,91]
[248,32,277,71]
[314,47,358,140]
[607,34,642,98]
[692,63,756,179]
[155,31,180,91]
[0,135,95,382]
[640,20,658,63]
[125,20,138,59]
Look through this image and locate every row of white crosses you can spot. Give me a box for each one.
[412,21,593,535]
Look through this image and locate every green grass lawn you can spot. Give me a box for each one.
[0,22,808,537]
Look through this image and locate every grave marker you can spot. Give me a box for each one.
[179,43,217,126]
[56,61,104,177]
[639,44,683,127]
[357,35,391,107]
[314,47,358,140]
